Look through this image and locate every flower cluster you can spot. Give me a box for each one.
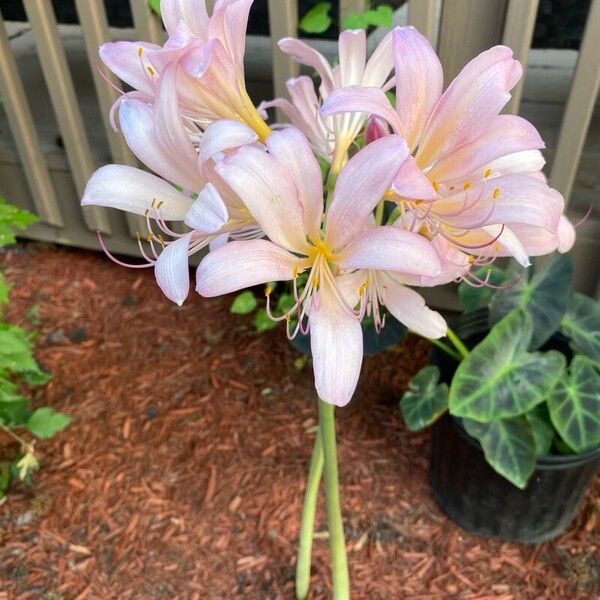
[82,0,573,407]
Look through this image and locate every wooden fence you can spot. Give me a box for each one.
[0,0,599,304]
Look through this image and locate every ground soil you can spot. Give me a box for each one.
[0,245,598,599]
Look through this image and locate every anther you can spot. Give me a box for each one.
[137,47,143,57]
[484,168,493,178]
[463,182,472,190]
[492,187,500,200]
[265,286,272,297]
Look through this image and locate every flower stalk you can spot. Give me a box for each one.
[319,400,350,599]
[296,432,324,600]
[446,327,470,359]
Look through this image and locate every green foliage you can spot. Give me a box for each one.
[560,292,600,365]
[400,366,448,431]
[458,265,506,313]
[0,197,38,247]
[463,416,536,489]
[230,291,258,315]
[547,356,600,453]
[526,405,555,456]
[253,308,278,332]
[148,0,161,16]
[0,196,68,495]
[489,254,573,350]
[26,408,72,439]
[342,5,394,30]
[299,2,332,34]
[449,310,566,421]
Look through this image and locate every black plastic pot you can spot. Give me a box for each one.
[429,309,600,543]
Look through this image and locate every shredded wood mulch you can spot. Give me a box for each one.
[0,244,598,600]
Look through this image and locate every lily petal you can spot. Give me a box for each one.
[363,30,394,87]
[310,280,363,407]
[199,119,258,165]
[81,165,193,219]
[161,0,209,37]
[380,274,447,338]
[339,29,366,86]
[326,135,409,250]
[266,128,323,238]
[278,37,335,95]
[339,226,441,277]
[391,155,438,200]
[196,239,299,296]
[155,232,193,305]
[184,183,229,233]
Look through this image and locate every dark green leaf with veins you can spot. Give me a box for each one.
[489,255,573,350]
[458,265,505,313]
[548,355,600,453]
[450,310,566,421]
[463,416,537,489]
[400,365,448,431]
[560,292,600,365]
[526,404,555,456]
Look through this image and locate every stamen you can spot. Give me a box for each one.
[492,187,500,200]
[463,182,472,190]
[484,168,493,178]
[97,231,154,269]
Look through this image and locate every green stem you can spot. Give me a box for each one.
[446,326,470,359]
[374,200,385,226]
[295,433,324,600]
[429,338,461,361]
[318,400,350,600]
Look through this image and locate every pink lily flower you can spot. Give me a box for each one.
[259,29,394,169]
[321,26,571,269]
[196,129,444,406]
[99,0,270,139]
[82,64,262,305]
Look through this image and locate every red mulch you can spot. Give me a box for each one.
[0,244,598,600]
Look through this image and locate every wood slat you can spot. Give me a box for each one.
[130,0,165,45]
[550,0,600,204]
[437,0,507,85]
[268,0,299,121]
[0,12,63,227]
[339,0,368,27]
[408,0,438,44]
[75,0,146,237]
[502,0,540,115]
[22,0,111,233]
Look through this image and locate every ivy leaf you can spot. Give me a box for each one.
[26,408,72,439]
[299,2,332,34]
[0,272,11,305]
[449,310,566,421]
[400,365,448,431]
[148,0,161,16]
[547,355,600,453]
[458,265,506,312]
[489,254,573,350]
[230,291,257,315]
[560,292,600,365]
[253,309,277,333]
[463,416,537,489]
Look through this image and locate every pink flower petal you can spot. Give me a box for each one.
[196,239,299,296]
[363,30,394,87]
[391,155,438,200]
[326,135,409,250]
[266,128,323,239]
[278,38,335,94]
[208,0,253,71]
[184,183,229,233]
[339,29,366,86]
[155,232,193,305]
[379,274,447,338]
[392,26,443,149]
[81,165,193,220]
[339,226,441,277]
[557,215,576,253]
[161,0,209,37]
[310,280,363,407]
[199,119,258,165]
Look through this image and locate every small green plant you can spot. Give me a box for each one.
[0,197,71,497]
[299,2,394,35]
[401,254,600,489]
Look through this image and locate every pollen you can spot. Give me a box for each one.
[468,255,475,264]
[147,66,155,76]
[265,286,272,297]
[146,233,153,242]
[156,200,164,209]
[484,168,493,178]
[135,232,141,241]
[463,182,472,190]
[494,243,501,253]
[158,234,165,246]
[492,187,500,199]
[292,266,299,278]
[432,181,439,193]
[137,47,143,57]
[358,280,369,295]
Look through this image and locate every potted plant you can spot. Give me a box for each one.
[401,254,600,543]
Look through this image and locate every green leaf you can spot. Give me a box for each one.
[463,416,537,489]
[148,0,161,16]
[0,198,38,247]
[0,272,11,305]
[526,404,555,456]
[547,355,600,453]
[400,366,448,431]
[449,310,566,421]
[299,2,332,34]
[489,255,573,350]
[277,293,295,314]
[363,5,394,27]
[560,292,600,365]
[26,407,71,439]
[458,265,506,312]
[230,291,257,315]
[253,308,277,333]
[0,324,39,374]
[342,12,368,29]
